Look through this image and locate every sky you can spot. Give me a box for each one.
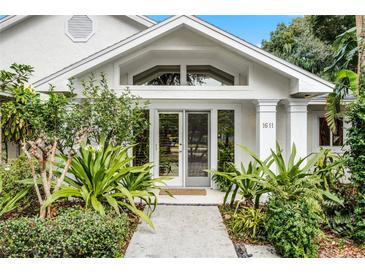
[148,15,300,46]
[0,15,300,46]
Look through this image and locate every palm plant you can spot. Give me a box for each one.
[325,27,358,133]
[0,178,28,217]
[207,157,270,208]
[243,143,344,205]
[120,162,170,215]
[44,136,155,228]
[314,147,345,191]
[232,207,266,240]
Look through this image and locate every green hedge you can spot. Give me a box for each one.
[0,155,39,215]
[0,208,129,257]
[345,95,365,243]
[266,198,322,258]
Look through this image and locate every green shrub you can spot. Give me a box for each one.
[242,143,325,257]
[345,95,365,243]
[212,162,236,192]
[208,159,268,208]
[47,136,155,227]
[312,148,354,237]
[120,162,169,215]
[0,155,37,195]
[231,206,267,241]
[0,155,39,215]
[0,179,28,218]
[0,207,129,257]
[265,198,322,258]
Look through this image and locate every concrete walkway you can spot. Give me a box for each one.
[125,205,237,258]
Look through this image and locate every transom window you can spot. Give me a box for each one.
[133,65,180,86]
[187,65,234,86]
[132,65,234,86]
[319,117,343,147]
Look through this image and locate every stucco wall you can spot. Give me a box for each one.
[0,16,145,84]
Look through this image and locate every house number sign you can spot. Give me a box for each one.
[262,122,274,129]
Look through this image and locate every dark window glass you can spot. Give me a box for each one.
[217,110,235,170]
[319,117,343,147]
[319,117,331,146]
[187,113,209,177]
[133,65,180,86]
[159,113,180,176]
[133,110,150,166]
[187,65,234,86]
[332,119,344,146]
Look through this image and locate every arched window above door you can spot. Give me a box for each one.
[133,65,180,86]
[132,64,235,86]
[186,65,234,86]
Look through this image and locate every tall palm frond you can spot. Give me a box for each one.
[326,69,358,133]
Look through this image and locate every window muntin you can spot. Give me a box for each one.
[187,65,234,86]
[133,65,180,86]
[319,117,343,147]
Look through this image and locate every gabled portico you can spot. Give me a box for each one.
[7,15,334,188]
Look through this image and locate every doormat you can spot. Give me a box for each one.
[159,188,207,196]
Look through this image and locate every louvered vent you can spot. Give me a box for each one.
[66,15,94,42]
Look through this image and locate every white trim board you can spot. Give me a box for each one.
[31,15,334,94]
[0,15,156,33]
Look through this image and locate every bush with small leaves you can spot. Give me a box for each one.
[0,207,129,257]
[265,198,322,258]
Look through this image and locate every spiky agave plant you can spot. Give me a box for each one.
[0,178,28,218]
[207,154,271,208]
[44,136,156,228]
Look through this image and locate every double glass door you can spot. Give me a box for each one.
[157,111,210,187]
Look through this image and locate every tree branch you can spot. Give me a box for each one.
[21,141,43,206]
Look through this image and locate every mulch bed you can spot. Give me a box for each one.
[120,204,144,256]
[318,232,365,258]
[218,204,269,246]
[218,205,270,258]
[219,204,365,258]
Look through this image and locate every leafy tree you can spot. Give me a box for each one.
[75,74,149,146]
[1,85,38,153]
[19,89,87,218]
[346,16,365,243]
[0,64,34,163]
[324,26,358,133]
[1,66,150,219]
[308,16,355,45]
[325,15,365,243]
[0,64,34,92]
[262,17,334,78]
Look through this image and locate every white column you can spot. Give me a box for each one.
[255,99,279,160]
[180,64,187,85]
[285,99,308,160]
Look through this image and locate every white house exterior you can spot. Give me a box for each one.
[0,15,346,188]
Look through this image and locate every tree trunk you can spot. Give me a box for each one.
[356,16,365,95]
